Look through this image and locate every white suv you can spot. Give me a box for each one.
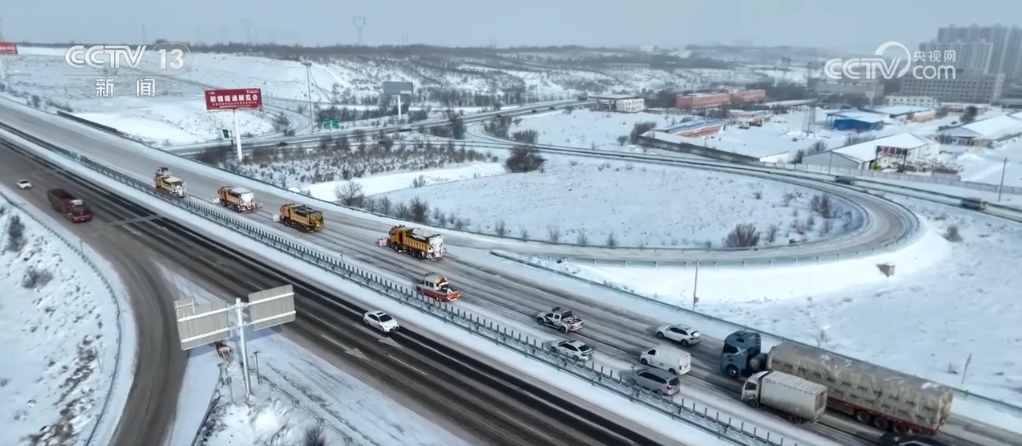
[547,339,594,361]
[655,324,701,347]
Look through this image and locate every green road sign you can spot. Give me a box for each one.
[321,119,341,129]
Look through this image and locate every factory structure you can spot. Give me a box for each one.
[590,94,646,113]
[675,89,766,110]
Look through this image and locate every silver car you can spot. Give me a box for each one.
[655,324,701,347]
[630,367,681,396]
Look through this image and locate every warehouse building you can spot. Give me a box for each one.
[801,133,937,170]
[866,105,937,123]
[825,110,886,131]
[884,95,940,108]
[658,119,724,137]
[937,114,1022,146]
[591,94,646,113]
[676,92,731,109]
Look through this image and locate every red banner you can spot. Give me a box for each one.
[0,42,18,55]
[204,88,262,111]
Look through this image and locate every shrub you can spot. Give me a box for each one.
[576,230,589,246]
[810,194,834,218]
[519,228,529,239]
[723,224,760,248]
[765,224,779,243]
[494,219,508,237]
[22,267,54,289]
[605,232,618,247]
[408,197,430,223]
[547,225,561,243]
[504,145,547,173]
[394,202,410,219]
[943,225,962,242]
[752,190,763,200]
[5,214,26,252]
[378,196,392,215]
[411,174,427,188]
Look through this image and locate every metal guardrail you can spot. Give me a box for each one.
[7,128,799,446]
[189,387,221,446]
[0,189,125,446]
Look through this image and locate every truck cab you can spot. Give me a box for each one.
[536,307,583,333]
[720,331,768,378]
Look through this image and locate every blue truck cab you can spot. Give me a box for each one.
[720,331,769,378]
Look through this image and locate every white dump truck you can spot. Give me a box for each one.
[741,370,827,424]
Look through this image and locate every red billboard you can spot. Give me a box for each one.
[0,42,18,55]
[204,88,262,111]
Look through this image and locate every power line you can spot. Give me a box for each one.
[352,16,367,46]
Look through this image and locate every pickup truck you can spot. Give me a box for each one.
[536,307,583,333]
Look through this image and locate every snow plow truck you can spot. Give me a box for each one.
[276,203,324,232]
[154,167,186,198]
[383,225,445,260]
[416,273,461,301]
[216,186,260,213]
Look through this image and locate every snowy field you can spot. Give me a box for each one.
[489,108,683,150]
[0,203,120,446]
[500,196,1022,406]
[939,139,1022,188]
[374,156,864,248]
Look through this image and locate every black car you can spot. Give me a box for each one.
[878,433,953,446]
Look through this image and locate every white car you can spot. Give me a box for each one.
[16,179,32,189]
[548,339,594,361]
[655,324,701,347]
[363,310,399,333]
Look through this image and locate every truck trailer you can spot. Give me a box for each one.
[46,188,92,223]
[720,331,952,436]
[154,167,186,198]
[216,186,259,213]
[387,225,445,260]
[741,370,827,424]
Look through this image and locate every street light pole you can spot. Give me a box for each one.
[997,157,1008,202]
[301,61,314,129]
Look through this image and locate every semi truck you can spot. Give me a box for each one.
[386,225,445,260]
[216,186,260,213]
[154,167,186,198]
[46,188,92,223]
[276,203,324,232]
[720,331,953,436]
[741,370,827,424]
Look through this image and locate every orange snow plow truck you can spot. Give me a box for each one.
[384,225,445,260]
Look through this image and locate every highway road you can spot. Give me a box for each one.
[3,101,1020,446]
[0,142,185,446]
[1,101,917,265]
[0,139,682,446]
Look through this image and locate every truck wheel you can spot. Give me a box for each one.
[725,365,740,378]
[668,368,676,375]
[786,414,801,424]
[854,411,871,424]
[871,416,889,431]
[891,424,909,434]
[743,399,759,409]
[559,326,568,333]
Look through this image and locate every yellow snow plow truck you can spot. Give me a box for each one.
[216,186,260,213]
[277,203,324,232]
[386,225,445,260]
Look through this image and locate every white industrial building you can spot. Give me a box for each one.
[801,133,937,170]
[884,95,940,108]
[938,114,1022,146]
[591,94,646,113]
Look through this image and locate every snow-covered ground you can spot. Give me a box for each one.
[497,196,1022,407]
[489,108,682,149]
[938,139,1022,188]
[374,156,864,248]
[0,197,122,446]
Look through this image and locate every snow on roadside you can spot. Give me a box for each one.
[0,203,119,446]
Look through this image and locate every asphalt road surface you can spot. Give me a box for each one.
[0,141,186,446]
[0,138,683,446]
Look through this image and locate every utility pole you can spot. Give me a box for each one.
[997,157,1008,202]
[352,17,367,46]
[302,60,314,127]
[691,262,700,311]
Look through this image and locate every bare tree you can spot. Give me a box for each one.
[820,219,834,235]
[378,196,392,215]
[782,192,795,207]
[363,197,378,212]
[431,207,443,225]
[494,219,508,237]
[605,232,618,247]
[617,135,628,146]
[409,197,430,223]
[335,182,365,206]
[722,223,760,248]
[576,230,589,246]
[411,174,427,188]
[547,225,561,242]
[765,224,779,243]
[810,194,834,218]
[5,214,26,252]
[394,202,410,219]
[519,228,530,239]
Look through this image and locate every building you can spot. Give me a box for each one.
[937,114,1022,146]
[729,110,772,125]
[813,80,885,99]
[918,40,994,74]
[884,95,940,108]
[590,94,646,113]
[935,24,1022,82]
[867,105,936,123]
[676,92,731,109]
[899,73,1005,103]
[658,119,724,137]
[801,133,937,170]
[825,111,886,131]
[729,89,766,104]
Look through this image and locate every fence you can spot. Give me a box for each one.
[4,126,800,446]
[0,189,125,446]
[189,387,222,446]
[488,248,1022,414]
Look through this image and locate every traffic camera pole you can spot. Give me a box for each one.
[235,298,252,399]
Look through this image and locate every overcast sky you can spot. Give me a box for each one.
[1,0,1019,52]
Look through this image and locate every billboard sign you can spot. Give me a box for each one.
[205,88,263,111]
[0,42,18,55]
[382,81,414,95]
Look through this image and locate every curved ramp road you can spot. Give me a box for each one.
[0,102,918,265]
[0,142,186,446]
[0,140,683,446]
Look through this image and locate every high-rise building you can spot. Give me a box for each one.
[900,73,1005,103]
[934,24,1022,82]
[918,40,993,74]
